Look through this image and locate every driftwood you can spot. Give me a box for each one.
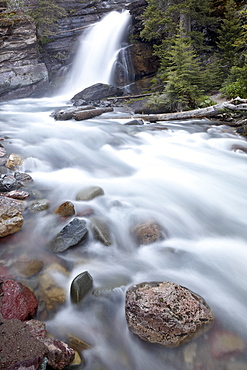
[73,107,113,121]
[110,98,247,122]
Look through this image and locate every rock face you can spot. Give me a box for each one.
[0,277,38,320]
[125,281,214,347]
[0,14,48,100]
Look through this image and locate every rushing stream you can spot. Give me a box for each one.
[0,9,247,370]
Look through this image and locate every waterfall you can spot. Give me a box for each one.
[63,10,131,97]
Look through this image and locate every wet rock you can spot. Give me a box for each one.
[12,257,43,278]
[6,153,23,170]
[68,334,91,352]
[0,196,24,237]
[0,145,6,157]
[90,216,112,246]
[14,171,33,185]
[71,83,123,103]
[124,119,144,125]
[26,320,75,369]
[54,201,75,217]
[76,186,104,201]
[51,218,88,253]
[0,189,30,199]
[125,281,214,347]
[38,269,67,311]
[131,219,165,245]
[0,318,47,370]
[28,199,49,212]
[0,174,19,192]
[210,330,245,359]
[231,144,247,154]
[70,271,93,304]
[0,277,38,320]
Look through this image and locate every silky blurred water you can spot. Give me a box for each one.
[0,97,247,369]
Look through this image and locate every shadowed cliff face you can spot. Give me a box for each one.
[0,0,158,100]
[0,13,49,100]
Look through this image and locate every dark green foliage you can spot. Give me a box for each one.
[163,24,205,111]
[140,0,247,110]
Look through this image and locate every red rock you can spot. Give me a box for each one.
[0,277,38,320]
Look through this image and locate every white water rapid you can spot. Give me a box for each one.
[63,10,131,97]
[0,10,247,370]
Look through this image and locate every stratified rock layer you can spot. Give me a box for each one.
[126,281,214,347]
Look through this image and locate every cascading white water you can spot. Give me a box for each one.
[63,10,131,97]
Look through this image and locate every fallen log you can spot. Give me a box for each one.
[73,107,113,121]
[111,98,247,122]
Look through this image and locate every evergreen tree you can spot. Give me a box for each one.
[216,0,242,76]
[163,24,204,111]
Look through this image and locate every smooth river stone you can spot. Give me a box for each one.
[70,271,93,304]
[76,186,104,201]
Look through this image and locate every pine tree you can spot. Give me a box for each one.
[216,0,242,76]
[163,24,204,111]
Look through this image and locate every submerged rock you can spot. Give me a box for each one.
[90,216,112,246]
[28,199,49,212]
[51,218,88,253]
[125,281,214,347]
[131,219,165,245]
[0,277,38,320]
[70,271,93,304]
[76,186,104,201]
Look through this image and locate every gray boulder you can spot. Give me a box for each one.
[71,83,123,103]
[125,281,214,347]
[51,218,88,253]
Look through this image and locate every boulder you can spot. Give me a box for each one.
[125,281,214,347]
[70,271,93,304]
[0,196,24,237]
[0,277,38,320]
[51,217,88,253]
[71,83,123,103]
